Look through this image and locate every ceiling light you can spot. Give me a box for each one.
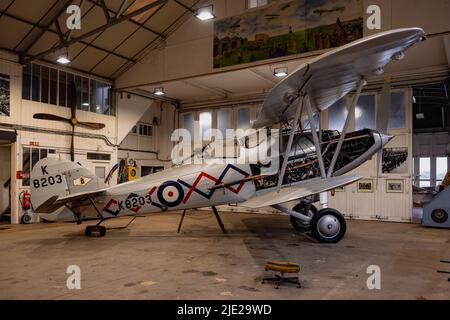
[56,55,71,65]
[195,5,215,21]
[153,87,165,96]
[391,51,405,61]
[373,67,384,76]
[82,102,89,107]
[56,49,71,65]
[416,113,425,119]
[274,67,288,77]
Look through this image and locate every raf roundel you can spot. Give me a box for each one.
[157,181,184,207]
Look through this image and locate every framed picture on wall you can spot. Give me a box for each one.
[382,146,408,174]
[357,179,373,193]
[0,73,10,117]
[386,180,404,193]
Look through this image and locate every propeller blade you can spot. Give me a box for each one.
[71,126,75,162]
[68,81,77,119]
[76,121,106,130]
[33,113,71,123]
[376,78,391,134]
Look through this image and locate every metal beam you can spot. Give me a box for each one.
[327,79,366,178]
[86,0,165,38]
[116,0,129,18]
[24,0,167,63]
[277,95,304,190]
[87,0,166,73]
[13,0,59,51]
[110,0,202,78]
[173,0,195,13]
[98,0,111,22]
[1,10,136,64]
[21,0,73,55]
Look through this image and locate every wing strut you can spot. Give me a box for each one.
[306,92,327,178]
[277,95,305,190]
[327,78,367,178]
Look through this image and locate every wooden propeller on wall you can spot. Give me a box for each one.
[33,81,106,161]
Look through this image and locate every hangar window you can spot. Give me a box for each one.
[246,0,268,9]
[199,111,212,140]
[217,109,231,136]
[328,97,348,131]
[436,157,448,185]
[303,113,319,131]
[41,66,50,104]
[237,108,251,130]
[22,63,31,100]
[22,63,114,115]
[355,95,375,130]
[87,153,111,161]
[389,92,406,129]
[22,147,56,187]
[59,71,67,107]
[139,124,153,137]
[182,113,194,136]
[31,64,40,102]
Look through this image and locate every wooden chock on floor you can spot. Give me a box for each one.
[262,261,301,289]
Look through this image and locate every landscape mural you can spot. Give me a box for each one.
[213,0,364,68]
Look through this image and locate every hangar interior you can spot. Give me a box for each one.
[0,0,449,300]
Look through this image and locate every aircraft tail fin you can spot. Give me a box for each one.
[30,158,106,213]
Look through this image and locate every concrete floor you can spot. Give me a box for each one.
[0,210,449,300]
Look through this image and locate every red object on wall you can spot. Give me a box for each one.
[20,191,31,210]
[16,171,29,179]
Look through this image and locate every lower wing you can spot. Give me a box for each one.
[240,175,362,208]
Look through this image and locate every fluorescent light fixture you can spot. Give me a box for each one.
[373,67,384,76]
[391,51,405,61]
[274,67,288,77]
[416,113,425,119]
[56,54,71,65]
[82,102,89,107]
[195,5,215,21]
[153,87,165,96]
[56,48,71,65]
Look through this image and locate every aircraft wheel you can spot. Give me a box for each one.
[310,208,346,243]
[85,226,93,237]
[290,203,317,232]
[99,226,107,237]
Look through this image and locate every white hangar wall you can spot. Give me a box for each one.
[0,50,172,224]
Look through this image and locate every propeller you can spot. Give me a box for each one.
[375,76,393,184]
[33,81,106,161]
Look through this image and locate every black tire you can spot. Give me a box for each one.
[21,213,32,224]
[99,226,107,237]
[85,226,92,237]
[290,203,318,232]
[310,208,346,243]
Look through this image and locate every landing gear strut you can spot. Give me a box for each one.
[84,197,108,237]
[289,202,318,232]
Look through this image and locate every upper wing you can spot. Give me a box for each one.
[240,175,362,208]
[253,28,425,128]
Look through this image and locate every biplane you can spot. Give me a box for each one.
[31,28,425,242]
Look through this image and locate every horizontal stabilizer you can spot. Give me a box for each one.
[240,175,362,208]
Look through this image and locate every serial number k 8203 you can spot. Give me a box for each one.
[221,304,271,317]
